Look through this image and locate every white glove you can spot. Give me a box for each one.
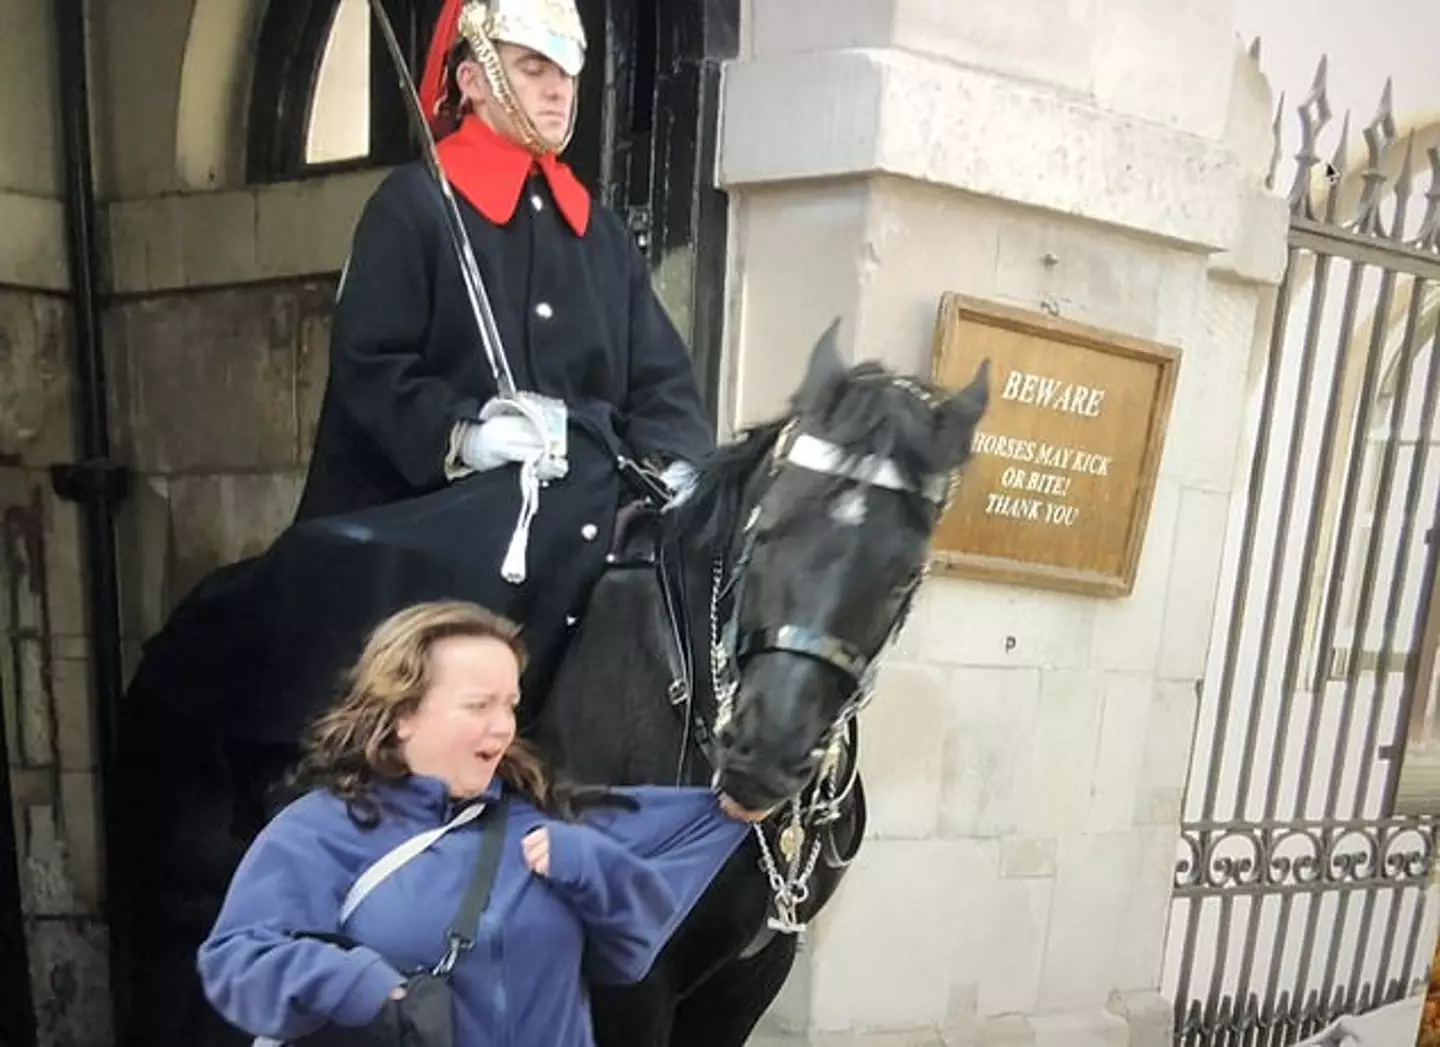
[458,415,546,473]
[661,460,698,508]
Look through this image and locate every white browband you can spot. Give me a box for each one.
[783,433,949,505]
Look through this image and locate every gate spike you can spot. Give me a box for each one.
[1308,55,1333,122]
[1215,995,1236,1034]
[1413,144,1440,251]
[1266,91,1287,190]
[1322,111,1352,221]
[1276,989,1293,1027]
[1353,77,1399,234]
[1376,78,1397,137]
[1240,994,1260,1035]
[1391,131,1419,239]
[1180,998,1204,1038]
[1289,56,1332,218]
[1331,985,1348,1018]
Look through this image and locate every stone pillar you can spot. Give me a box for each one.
[719,2,1287,1044]
[0,1,114,1044]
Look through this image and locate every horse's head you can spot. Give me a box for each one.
[690,322,989,817]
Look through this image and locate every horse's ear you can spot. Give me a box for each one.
[935,358,990,464]
[794,318,847,414]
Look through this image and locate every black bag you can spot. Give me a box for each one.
[278,797,510,1047]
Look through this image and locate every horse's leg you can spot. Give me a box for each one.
[115,697,250,1047]
[179,741,295,1047]
[116,680,297,1047]
[588,965,676,1047]
[668,933,799,1047]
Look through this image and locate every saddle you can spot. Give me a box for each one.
[605,496,712,756]
[607,496,665,567]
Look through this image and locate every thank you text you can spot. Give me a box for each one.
[975,369,1114,530]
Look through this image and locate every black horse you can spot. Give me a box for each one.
[536,326,989,1045]
[110,325,988,1047]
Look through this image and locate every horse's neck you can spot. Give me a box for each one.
[536,543,718,790]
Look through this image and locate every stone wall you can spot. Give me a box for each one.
[0,0,376,1037]
[723,2,1288,1044]
[100,173,385,660]
[109,281,337,647]
[1,292,115,1047]
[0,1,114,1042]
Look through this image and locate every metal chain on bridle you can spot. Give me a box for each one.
[707,552,876,933]
[701,377,958,934]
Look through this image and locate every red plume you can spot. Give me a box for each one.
[419,0,465,136]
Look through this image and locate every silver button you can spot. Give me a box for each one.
[566,615,578,627]
[581,523,598,542]
[530,194,544,212]
[535,302,554,320]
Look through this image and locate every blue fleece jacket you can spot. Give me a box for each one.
[196,776,748,1045]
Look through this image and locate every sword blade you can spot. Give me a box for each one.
[365,0,519,399]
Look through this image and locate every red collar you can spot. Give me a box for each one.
[435,117,590,236]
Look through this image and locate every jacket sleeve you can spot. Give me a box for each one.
[328,173,483,493]
[545,788,749,985]
[619,239,715,468]
[195,808,405,1041]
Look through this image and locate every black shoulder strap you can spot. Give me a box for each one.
[434,795,509,975]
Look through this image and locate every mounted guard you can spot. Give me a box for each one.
[115,5,717,1041]
[112,3,995,1046]
[289,0,712,709]
[120,0,713,754]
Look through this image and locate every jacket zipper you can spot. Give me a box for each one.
[480,910,508,1044]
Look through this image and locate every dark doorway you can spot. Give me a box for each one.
[0,679,37,1047]
[568,0,740,421]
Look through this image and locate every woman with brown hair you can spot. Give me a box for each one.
[196,600,746,1046]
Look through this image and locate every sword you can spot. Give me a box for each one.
[365,0,519,400]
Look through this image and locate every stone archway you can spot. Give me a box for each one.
[175,0,266,190]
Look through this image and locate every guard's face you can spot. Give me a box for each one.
[460,43,576,151]
[396,635,519,799]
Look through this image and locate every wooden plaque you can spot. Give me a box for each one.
[930,294,1180,598]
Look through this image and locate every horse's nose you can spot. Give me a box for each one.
[717,730,815,786]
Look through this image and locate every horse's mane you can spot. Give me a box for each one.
[668,362,948,551]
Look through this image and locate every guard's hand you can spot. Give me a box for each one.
[459,416,546,472]
[522,828,550,878]
[661,460,698,509]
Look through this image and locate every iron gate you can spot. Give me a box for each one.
[1165,58,1440,1045]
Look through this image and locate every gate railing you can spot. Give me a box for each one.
[1165,54,1440,1046]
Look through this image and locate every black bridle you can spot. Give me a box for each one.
[672,402,955,934]
[710,418,948,740]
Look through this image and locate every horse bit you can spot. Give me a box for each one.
[678,378,959,935]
